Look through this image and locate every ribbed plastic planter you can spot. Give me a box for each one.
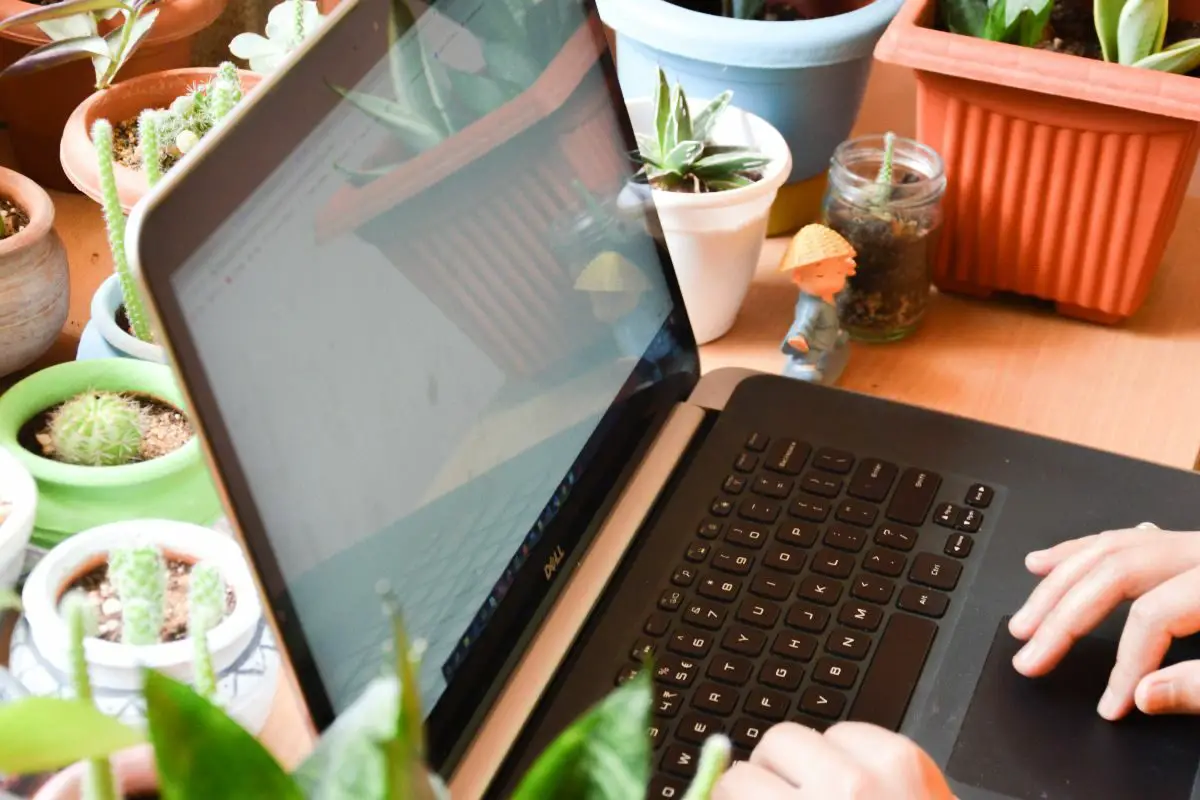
[597,0,903,235]
[875,0,1200,323]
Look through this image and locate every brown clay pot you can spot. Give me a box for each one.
[59,66,262,212]
[33,745,159,799]
[0,166,69,377]
[0,0,229,192]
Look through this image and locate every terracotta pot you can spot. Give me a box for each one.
[33,744,158,799]
[874,0,1200,324]
[0,0,229,191]
[60,67,262,213]
[0,166,69,376]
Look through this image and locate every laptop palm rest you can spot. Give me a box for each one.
[946,617,1200,799]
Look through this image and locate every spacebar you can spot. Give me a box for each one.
[848,612,937,731]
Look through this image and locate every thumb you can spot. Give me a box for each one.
[1134,661,1200,715]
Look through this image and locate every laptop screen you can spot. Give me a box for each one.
[153,0,696,767]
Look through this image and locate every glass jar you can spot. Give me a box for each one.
[822,134,946,342]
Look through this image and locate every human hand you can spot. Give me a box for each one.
[711,721,954,799]
[1008,523,1200,719]
[788,336,809,353]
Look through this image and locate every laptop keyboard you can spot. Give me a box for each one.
[617,433,996,799]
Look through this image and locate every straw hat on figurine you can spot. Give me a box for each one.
[778,224,856,273]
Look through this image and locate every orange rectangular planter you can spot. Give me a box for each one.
[875,0,1200,323]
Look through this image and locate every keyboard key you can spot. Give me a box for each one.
[656,688,684,717]
[886,468,942,526]
[752,476,792,499]
[945,533,972,558]
[615,665,639,685]
[897,585,950,618]
[799,575,843,605]
[645,613,671,637]
[697,520,724,540]
[812,549,854,579]
[848,458,898,502]
[671,566,697,587]
[777,521,819,548]
[800,686,847,719]
[791,714,832,733]
[740,498,782,524]
[736,599,781,628]
[659,589,685,611]
[764,545,806,574]
[838,601,883,632]
[875,523,918,552]
[663,744,700,778]
[711,498,734,517]
[814,448,855,474]
[933,502,958,527]
[654,654,700,687]
[851,574,895,604]
[965,483,994,508]
[649,776,687,799]
[956,507,983,533]
[785,601,830,633]
[789,494,831,522]
[631,638,657,661]
[760,658,804,691]
[723,475,747,495]
[750,573,794,601]
[734,453,759,473]
[730,717,769,751]
[698,574,742,603]
[745,432,769,452]
[848,612,937,731]
[714,549,754,575]
[669,629,715,657]
[648,721,667,749]
[764,438,809,475]
[708,655,753,685]
[827,627,871,660]
[813,657,859,689]
[693,682,739,716]
[746,688,790,722]
[825,523,867,552]
[910,553,962,591]
[727,525,768,549]
[677,713,725,745]
[801,472,842,498]
[772,631,817,661]
[722,625,767,656]
[863,547,906,577]
[683,600,726,630]
[685,542,711,563]
[836,498,879,527]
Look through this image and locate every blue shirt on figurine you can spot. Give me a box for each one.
[777,224,858,385]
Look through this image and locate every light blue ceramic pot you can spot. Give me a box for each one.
[597,0,902,232]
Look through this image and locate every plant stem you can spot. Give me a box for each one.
[293,0,305,48]
[681,735,731,800]
[98,8,140,89]
[66,597,120,800]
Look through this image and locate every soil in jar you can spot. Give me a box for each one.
[0,195,30,239]
[669,0,872,20]
[19,393,193,464]
[63,555,236,644]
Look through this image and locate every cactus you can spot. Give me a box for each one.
[872,131,897,210]
[145,64,244,169]
[188,561,226,699]
[137,110,164,189]
[61,591,119,800]
[47,391,144,467]
[93,119,154,343]
[108,544,167,646]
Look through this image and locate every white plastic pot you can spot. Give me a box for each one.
[623,97,791,344]
[90,274,166,363]
[0,446,36,592]
[9,519,280,733]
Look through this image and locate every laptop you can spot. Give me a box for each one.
[125,0,1200,797]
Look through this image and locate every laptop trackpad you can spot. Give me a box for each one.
[945,617,1200,800]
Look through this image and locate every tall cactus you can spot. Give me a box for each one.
[108,545,167,646]
[187,561,226,699]
[61,591,119,800]
[873,131,897,209]
[137,109,163,189]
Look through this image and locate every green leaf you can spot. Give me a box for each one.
[690,91,731,143]
[981,0,1010,41]
[329,82,446,152]
[673,86,693,144]
[692,149,770,177]
[663,140,705,174]
[35,12,98,42]
[635,132,660,162]
[143,670,303,800]
[510,669,653,800]
[704,175,755,191]
[0,34,107,79]
[0,588,19,612]
[293,677,399,800]
[940,0,990,37]
[653,68,671,151]
[0,698,143,774]
[1131,36,1200,71]
[105,7,156,81]
[0,0,128,32]
[1015,2,1052,46]
[444,67,516,119]
[1116,0,1167,64]
[465,0,523,44]
[1095,0,1127,60]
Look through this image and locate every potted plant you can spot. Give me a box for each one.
[875,0,1200,323]
[0,359,222,548]
[228,0,326,74]
[622,69,791,344]
[0,446,36,592]
[8,519,280,736]
[596,0,904,236]
[0,0,227,190]
[0,590,732,800]
[0,166,70,377]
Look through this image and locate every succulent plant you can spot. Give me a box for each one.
[634,68,770,193]
[188,561,226,699]
[47,391,144,467]
[108,544,168,646]
[140,63,246,178]
[1095,0,1200,72]
[229,0,326,74]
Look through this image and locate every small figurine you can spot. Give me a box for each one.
[778,223,858,385]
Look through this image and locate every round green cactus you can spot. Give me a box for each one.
[47,391,144,467]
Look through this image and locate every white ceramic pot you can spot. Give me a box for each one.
[90,274,166,363]
[623,97,791,345]
[0,446,36,592]
[9,519,279,733]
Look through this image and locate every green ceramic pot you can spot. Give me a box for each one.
[0,358,221,548]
